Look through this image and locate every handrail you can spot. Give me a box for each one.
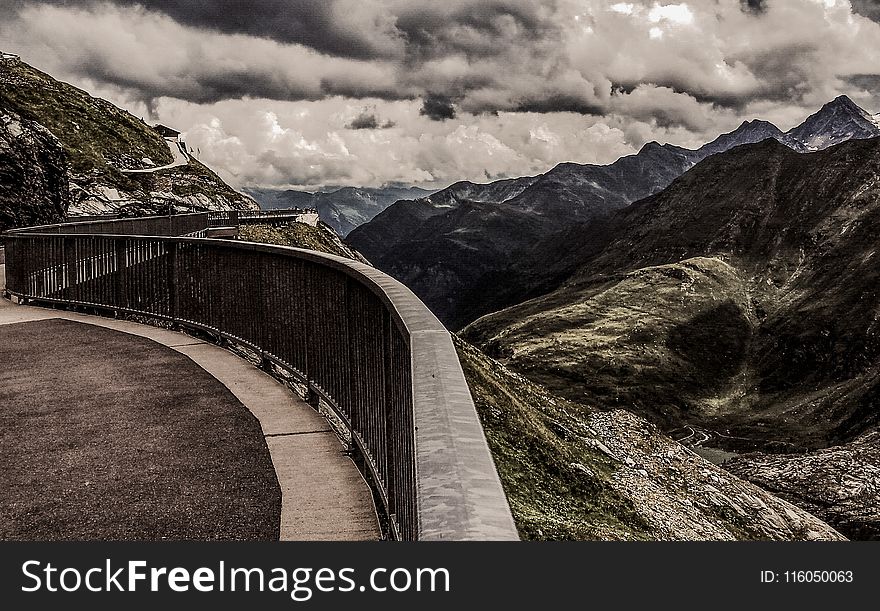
[6,212,208,236]
[207,209,318,227]
[1,215,518,541]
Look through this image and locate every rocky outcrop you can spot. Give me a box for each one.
[586,410,843,541]
[0,110,68,231]
[726,433,880,540]
[785,95,880,151]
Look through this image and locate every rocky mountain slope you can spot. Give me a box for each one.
[786,95,880,151]
[456,338,843,540]
[0,55,257,224]
[348,96,880,329]
[349,141,699,327]
[246,185,432,237]
[0,110,68,231]
[727,433,880,540]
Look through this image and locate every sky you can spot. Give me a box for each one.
[2,0,880,191]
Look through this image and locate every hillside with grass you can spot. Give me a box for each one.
[0,55,257,221]
[455,337,842,540]
[464,138,880,453]
[238,223,368,263]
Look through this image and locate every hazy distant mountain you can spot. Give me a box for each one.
[348,96,879,329]
[245,185,433,237]
[349,141,703,327]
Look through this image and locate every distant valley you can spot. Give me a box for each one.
[245,185,434,237]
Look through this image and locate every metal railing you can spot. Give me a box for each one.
[207,209,316,227]
[14,213,209,237]
[1,213,518,541]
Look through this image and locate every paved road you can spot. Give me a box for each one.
[0,265,380,541]
[121,139,190,174]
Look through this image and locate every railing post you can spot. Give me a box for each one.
[306,383,320,410]
[168,241,179,324]
[344,277,357,456]
[115,238,127,313]
[64,236,77,304]
[382,310,397,516]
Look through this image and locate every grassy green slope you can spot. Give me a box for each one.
[238,223,366,262]
[0,59,171,176]
[0,57,256,213]
[455,337,650,539]
[465,256,758,435]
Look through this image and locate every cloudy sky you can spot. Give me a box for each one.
[3,0,880,190]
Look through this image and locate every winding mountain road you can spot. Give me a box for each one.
[121,139,189,174]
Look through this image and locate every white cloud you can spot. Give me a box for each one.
[610,3,636,14]
[648,3,695,24]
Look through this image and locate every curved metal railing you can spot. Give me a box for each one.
[1,214,518,541]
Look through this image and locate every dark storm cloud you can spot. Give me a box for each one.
[852,1,880,23]
[80,61,320,105]
[347,111,395,130]
[393,1,558,62]
[740,0,766,15]
[20,0,560,62]
[22,0,392,59]
[348,113,380,129]
[845,73,880,92]
[5,0,880,131]
[420,94,457,121]
[515,94,605,116]
[318,77,408,102]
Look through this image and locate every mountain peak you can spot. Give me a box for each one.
[637,140,685,156]
[731,119,781,136]
[828,94,861,110]
[785,95,880,151]
[696,118,784,158]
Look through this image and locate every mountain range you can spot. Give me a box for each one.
[245,185,433,237]
[459,135,880,537]
[348,95,880,329]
